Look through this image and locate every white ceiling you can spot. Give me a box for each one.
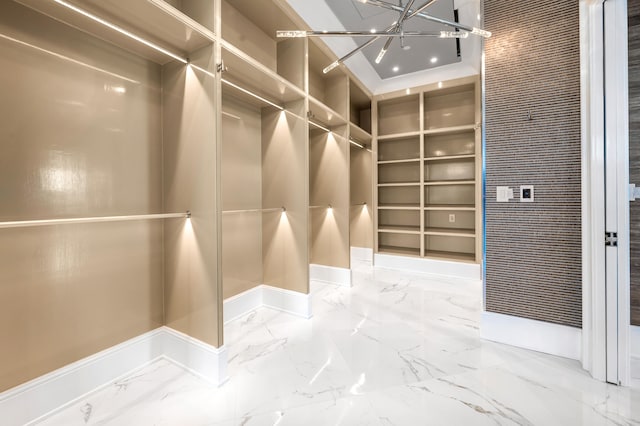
[285,0,483,95]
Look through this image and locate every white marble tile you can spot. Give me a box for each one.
[37,265,640,426]
[37,359,238,425]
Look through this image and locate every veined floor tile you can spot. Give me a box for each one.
[35,264,640,426]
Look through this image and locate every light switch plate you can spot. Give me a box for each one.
[520,185,534,202]
[496,186,514,202]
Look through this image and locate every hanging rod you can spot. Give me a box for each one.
[223,207,286,214]
[0,212,190,229]
[309,205,332,209]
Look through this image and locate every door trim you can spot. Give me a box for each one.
[604,0,630,386]
[581,0,631,386]
[580,0,607,382]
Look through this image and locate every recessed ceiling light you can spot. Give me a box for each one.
[370,29,377,33]
[392,66,399,72]
[438,81,443,88]
[430,57,438,64]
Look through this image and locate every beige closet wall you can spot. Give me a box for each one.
[262,103,309,293]
[221,97,264,299]
[163,45,221,347]
[350,147,374,249]
[0,2,164,391]
[309,129,351,269]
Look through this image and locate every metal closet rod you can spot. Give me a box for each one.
[0,212,191,229]
[309,205,332,209]
[223,207,286,214]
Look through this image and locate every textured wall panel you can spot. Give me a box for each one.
[484,0,582,327]
[629,2,640,326]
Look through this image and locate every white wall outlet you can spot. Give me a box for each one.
[520,185,534,202]
[448,214,456,223]
[496,186,514,202]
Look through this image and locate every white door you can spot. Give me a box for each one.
[603,0,630,386]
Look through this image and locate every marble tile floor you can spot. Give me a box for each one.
[37,262,640,425]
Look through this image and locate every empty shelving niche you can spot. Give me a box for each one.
[374,76,481,262]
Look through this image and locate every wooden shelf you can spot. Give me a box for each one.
[379,225,421,235]
[222,45,306,105]
[378,245,421,257]
[378,182,421,187]
[349,122,372,143]
[424,154,475,162]
[424,250,476,262]
[424,228,475,237]
[423,124,476,135]
[378,158,420,165]
[378,204,421,210]
[378,131,421,141]
[309,96,348,127]
[16,0,215,65]
[424,205,476,211]
[424,180,475,186]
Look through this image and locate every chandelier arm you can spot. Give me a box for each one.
[375,0,415,64]
[361,0,487,36]
[322,22,397,73]
[406,0,439,20]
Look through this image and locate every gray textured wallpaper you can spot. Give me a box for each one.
[629,2,640,326]
[484,0,582,327]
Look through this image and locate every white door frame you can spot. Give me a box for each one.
[581,0,630,385]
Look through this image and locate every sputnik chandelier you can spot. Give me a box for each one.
[277,0,491,74]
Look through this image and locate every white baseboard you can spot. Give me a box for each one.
[0,327,227,426]
[631,325,640,358]
[223,285,312,324]
[374,253,482,281]
[223,285,264,323]
[262,285,312,319]
[351,247,373,264]
[480,311,582,360]
[160,327,228,386]
[309,264,352,287]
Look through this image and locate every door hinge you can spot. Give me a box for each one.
[605,231,618,247]
[630,184,640,201]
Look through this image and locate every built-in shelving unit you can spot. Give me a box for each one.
[3,0,376,411]
[373,77,481,263]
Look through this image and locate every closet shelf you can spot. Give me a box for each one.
[424,205,476,211]
[308,96,348,127]
[378,131,421,141]
[378,245,421,257]
[378,204,421,210]
[221,44,306,105]
[222,207,284,214]
[378,182,421,187]
[349,122,372,143]
[378,158,421,165]
[378,226,421,235]
[424,154,475,162]
[423,180,475,186]
[424,228,476,237]
[16,0,215,65]
[423,124,477,135]
[424,250,476,262]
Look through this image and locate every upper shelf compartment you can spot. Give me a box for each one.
[349,79,372,135]
[221,0,304,91]
[14,0,215,65]
[378,94,420,136]
[308,40,348,126]
[424,83,476,130]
